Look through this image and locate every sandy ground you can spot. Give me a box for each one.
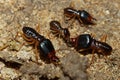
[0,0,120,80]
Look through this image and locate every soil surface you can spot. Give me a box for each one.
[0,0,120,80]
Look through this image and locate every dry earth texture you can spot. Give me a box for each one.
[0,0,120,80]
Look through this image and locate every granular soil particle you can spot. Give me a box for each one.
[0,0,120,80]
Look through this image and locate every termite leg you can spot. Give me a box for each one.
[100,35,107,42]
[0,44,9,51]
[69,1,75,8]
[64,14,77,28]
[35,24,40,33]
[68,15,77,28]
[89,49,95,65]
[14,32,22,42]
[100,35,109,61]
[15,32,35,51]
[90,33,96,38]
[34,41,40,62]
[0,32,22,51]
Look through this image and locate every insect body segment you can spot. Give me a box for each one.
[78,10,96,24]
[22,27,60,64]
[22,27,44,42]
[90,40,112,55]
[70,34,92,50]
[64,7,96,25]
[38,39,59,63]
[70,34,112,55]
[50,20,112,56]
[50,21,70,43]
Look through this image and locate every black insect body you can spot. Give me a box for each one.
[64,7,96,25]
[22,27,60,64]
[50,21,70,43]
[38,39,60,63]
[69,34,112,55]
